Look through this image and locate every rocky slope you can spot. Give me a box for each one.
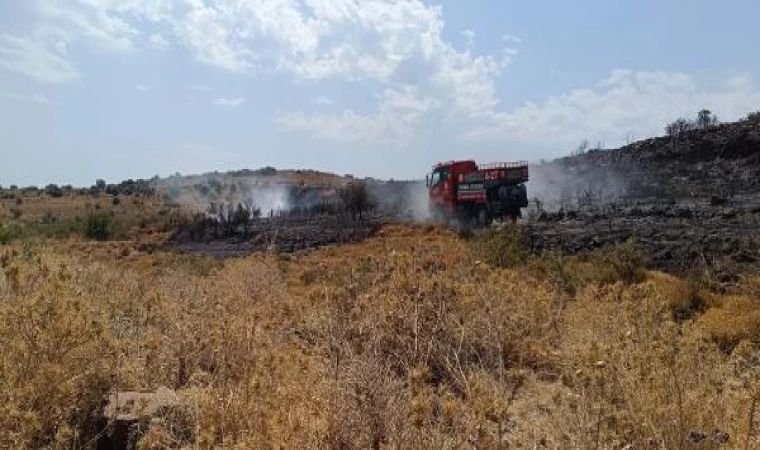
[527,116,760,280]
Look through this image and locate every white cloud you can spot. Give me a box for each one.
[281,69,760,157]
[213,97,245,107]
[35,0,140,52]
[461,29,475,48]
[277,110,386,143]
[171,3,254,73]
[18,0,506,117]
[503,34,522,44]
[313,95,334,106]
[12,1,756,165]
[279,86,435,142]
[135,84,151,92]
[148,33,169,51]
[54,39,68,55]
[466,70,760,156]
[0,34,81,83]
[0,92,54,105]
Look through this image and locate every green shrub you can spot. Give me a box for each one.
[84,213,112,241]
[527,241,647,295]
[471,225,529,269]
[0,225,12,245]
[569,240,646,286]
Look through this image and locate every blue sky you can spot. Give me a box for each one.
[1,0,759,186]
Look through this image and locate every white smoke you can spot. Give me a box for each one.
[528,159,630,211]
[248,185,291,215]
[406,182,431,221]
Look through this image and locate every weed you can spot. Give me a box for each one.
[0,225,11,245]
[471,225,529,268]
[84,213,112,241]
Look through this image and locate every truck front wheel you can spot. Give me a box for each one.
[476,206,492,228]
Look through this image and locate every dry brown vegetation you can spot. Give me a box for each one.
[1,224,760,449]
[0,191,179,243]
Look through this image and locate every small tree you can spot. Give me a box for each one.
[44,184,63,198]
[665,118,693,137]
[339,181,374,220]
[746,111,760,123]
[96,179,106,191]
[233,203,250,228]
[696,109,718,129]
[571,139,590,156]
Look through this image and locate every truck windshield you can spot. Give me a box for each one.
[429,168,449,187]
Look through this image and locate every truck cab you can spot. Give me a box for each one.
[427,160,477,215]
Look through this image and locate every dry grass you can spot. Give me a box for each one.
[1,225,759,448]
[0,192,159,221]
[0,192,177,243]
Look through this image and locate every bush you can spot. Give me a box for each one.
[698,296,760,352]
[84,213,112,241]
[111,196,121,206]
[0,224,11,244]
[471,225,529,269]
[665,118,694,137]
[573,240,646,285]
[258,166,277,176]
[746,111,760,123]
[339,181,374,219]
[696,109,719,129]
[44,184,63,198]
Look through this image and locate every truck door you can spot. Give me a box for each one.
[429,167,452,207]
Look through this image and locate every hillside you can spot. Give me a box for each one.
[528,116,760,278]
[533,116,760,203]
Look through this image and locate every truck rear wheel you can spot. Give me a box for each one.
[507,207,521,222]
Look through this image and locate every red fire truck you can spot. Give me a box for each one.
[427,160,529,226]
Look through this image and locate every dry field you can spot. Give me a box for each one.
[0,191,178,244]
[1,222,759,449]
